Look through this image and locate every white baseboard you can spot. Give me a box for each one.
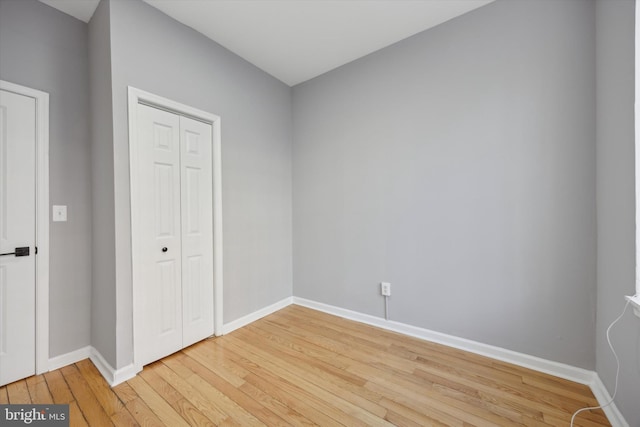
[292,297,629,427]
[89,347,138,387]
[222,297,293,334]
[48,346,91,371]
[47,345,137,387]
[589,375,629,427]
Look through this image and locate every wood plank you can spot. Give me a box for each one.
[242,371,342,426]
[112,382,138,405]
[159,357,261,426]
[173,398,216,427]
[412,364,605,424]
[6,380,31,403]
[125,397,165,427]
[110,406,140,427]
[545,411,611,427]
[25,374,45,387]
[138,364,183,406]
[406,345,599,409]
[237,378,315,426]
[44,370,74,404]
[240,322,390,419]
[379,397,455,427]
[285,305,596,411]
[183,341,250,387]
[248,320,369,386]
[69,400,90,427]
[76,359,125,416]
[222,335,391,427]
[126,374,190,427]
[247,319,387,406]
[175,352,294,427]
[0,385,9,404]
[60,364,113,427]
[208,341,339,426]
[159,353,194,379]
[254,313,517,425]
[142,362,226,425]
[25,375,54,404]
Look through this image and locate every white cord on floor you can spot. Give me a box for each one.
[570,298,632,427]
[384,295,389,320]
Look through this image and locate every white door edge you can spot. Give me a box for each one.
[128,86,223,373]
[0,80,50,375]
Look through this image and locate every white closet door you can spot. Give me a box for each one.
[0,89,36,386]
[180,116,214,347]
[135,103,215,367]
[137,104,183,366]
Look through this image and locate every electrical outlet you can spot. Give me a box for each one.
[381,282,391,296]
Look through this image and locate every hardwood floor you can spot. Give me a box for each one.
[1,305,610,426]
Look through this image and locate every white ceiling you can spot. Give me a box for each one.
[38,0,494,86]
[39,0,100,22]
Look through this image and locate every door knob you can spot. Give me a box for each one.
[162,247,168,252]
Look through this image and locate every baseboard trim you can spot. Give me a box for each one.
[589,375,629,427]
[292,297,628,427]
[47,345,137,387]
[222,297,293,334]
[48,346,91,371]
[89,347,138,387]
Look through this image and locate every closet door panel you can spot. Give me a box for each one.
[137,104,183,366]
[180,116,214,347]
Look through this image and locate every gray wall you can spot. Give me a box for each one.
[106,0,293,368]
[0,0,92,358]
[595,1,640,425]
[293,0,598,369]
[88,0,117,366]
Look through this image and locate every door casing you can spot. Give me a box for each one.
[0,80,50,375]
[128,86,223,374]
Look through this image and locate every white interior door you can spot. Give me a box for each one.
[0,89,36,386]
[180,116,214,347]
[137,104,183,366]
[136,103,214,367]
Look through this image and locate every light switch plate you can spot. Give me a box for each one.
[52,205,67,222]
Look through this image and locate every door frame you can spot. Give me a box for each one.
[0,80,50,375]
[128,87,223,372]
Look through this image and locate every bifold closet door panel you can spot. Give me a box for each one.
[137,104,183,366]
[179,116,214,347]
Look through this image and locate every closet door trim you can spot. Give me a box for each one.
[128,86,223,374]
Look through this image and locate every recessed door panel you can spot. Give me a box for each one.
[157,260,178,335]
[185,167,201,235]
[185,255,202,322]
[185,130,199,155]
[154,123,173,151]
[154,163,176,237]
